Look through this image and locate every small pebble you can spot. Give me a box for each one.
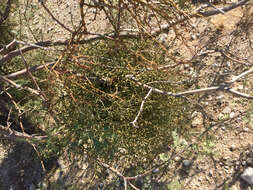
[229,112,235,118]
[191,34,197,40]
[246,158,253,166]
[230,144,236,151]
[152,168,159,173]
[183,160,191,167]
[240,167,253,185]
[184,64,190,69]
[216,95,224,100]
[243,128,249,132]
[198,176,203,182]
[248,152,253,158]
[98,183,104,188]
[158,33,168,44]
[221,126,226,131]
[222,107,231,114]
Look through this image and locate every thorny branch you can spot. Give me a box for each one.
[128,66,252,128]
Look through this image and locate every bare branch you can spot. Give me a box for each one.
[5,92,25,132]
[3,62,55,79]
[0,124,47,141]
[0,75,41,96]
[18,45,48,101]
[0,40,63,64]
[228,88,253,99]
[126,72,253,99]
[0,39,17,55]
[131,88,152,127]
[221,51,253,66]
[197,0,249,17]
[97,160,139,190]
[227,67,253,84]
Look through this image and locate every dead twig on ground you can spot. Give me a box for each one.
[220,50,253,66]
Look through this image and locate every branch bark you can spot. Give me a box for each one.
[126,66,253,99]
[3,61,55,79]
[0,124,47,141]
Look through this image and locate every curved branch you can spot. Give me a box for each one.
[227,67,253,84]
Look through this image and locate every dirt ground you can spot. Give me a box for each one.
[0,0,253,189]
[169,5,253,190]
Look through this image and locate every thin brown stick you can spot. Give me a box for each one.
[18,45,48,101]
[0,39,17,55]
[221,51,253,66]
[97,160,140,190]
[5,92,25,133]
[30,142,46,172]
